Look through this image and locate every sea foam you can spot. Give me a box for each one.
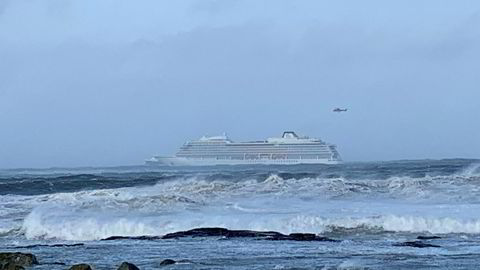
[8,168,480,241]
[22,206,480,241]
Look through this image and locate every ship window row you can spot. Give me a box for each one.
[179,153,334,156]
[176,154,333,159]
[182,147,331,150]
[186,143,327,146]
[179,149,333,152]
[184,143,329,147]
[178,149,335,154]
[180,146,332,151]
[177,153,334,157]
[186,143,327,147]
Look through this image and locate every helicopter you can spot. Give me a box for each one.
[333,108,348,112]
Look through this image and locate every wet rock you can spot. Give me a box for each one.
[100,228,340,242]
[163,227,238,238]
[117,262,139,270]
[102,235,161,241]
[266,233,338,242]
[394,241,441,248]
[1,262,25,270]
[279,233,339,242]
[159,259,176,266]
[14,243,84,249]
[69,263,92,270]
[287,233,317,241]
[162,227,283,239]
[0,253,38,267]
[162,227,340,242]
[417,235,441,240]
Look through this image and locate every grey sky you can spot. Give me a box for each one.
[1,0,479,168]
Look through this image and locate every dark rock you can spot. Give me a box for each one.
[394,241,441,248]
[163,227,229,238]
[117,262,140,270]
[69,263,92,270]
[14,243,84,249]
[51,243,84,247]
[102,236,129,241]
[288,233,317,241]
[0,253,38,267]
[1,262,25,270]
[162,227,340,242]
[162,227,288,239]
[159,259,176,266]
[102,235,161,241]
[417,236,441,240]
[284,233,339,242]
[100,227,340,242]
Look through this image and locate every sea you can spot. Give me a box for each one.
[1,159,480,269]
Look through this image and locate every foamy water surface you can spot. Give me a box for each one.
[1,160,480,269]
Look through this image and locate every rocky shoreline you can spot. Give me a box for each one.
[102,227,340,242]
[0,252,180,270]
[0,227,442,269]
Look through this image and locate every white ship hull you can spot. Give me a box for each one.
[146,131,342,166]
[146,156,341,166]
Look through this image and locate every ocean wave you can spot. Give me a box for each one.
[1,159,478,196]
[0,172,177,196]
[1,164,479,241]
[0,228,11,236]
[21,207,480,241]
[153,173,480,201]
[24,172,479,209]
[1,172,479,220]
[0,175,431,212]
[462,163,480,176]
[0,227,22,237]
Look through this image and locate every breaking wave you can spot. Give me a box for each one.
[16,172,480,241]
[1,159,479,241]
[22,209,480,241]
[462,163,480,176]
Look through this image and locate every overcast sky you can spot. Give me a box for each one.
[1,0,479,168]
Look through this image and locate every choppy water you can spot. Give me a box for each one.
[1,159,480,269]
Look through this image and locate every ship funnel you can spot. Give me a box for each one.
[282,131,299,139]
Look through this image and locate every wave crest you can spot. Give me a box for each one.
[5,168,480,241]
[21,209,480,241]
[462,163,480,176]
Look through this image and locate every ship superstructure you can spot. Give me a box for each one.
[146,131,341,166]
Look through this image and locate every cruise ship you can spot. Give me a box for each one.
[146,131,342,166]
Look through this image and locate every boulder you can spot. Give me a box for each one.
[417,236,441,240]
[0,253,38,267]
[159,259,176,266]
[117,262,139,270]
[1,262,25,270]
[69,263,92,270]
